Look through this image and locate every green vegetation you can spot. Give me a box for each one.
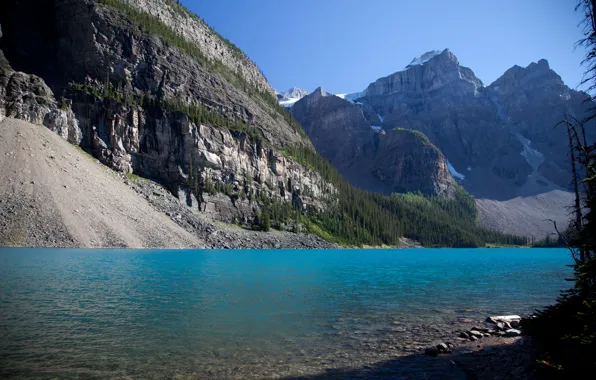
[60,97,68,111]
[393,127,431,145]
[70,81,266,143]
[531,233,566,248]
[524,1,596,376]
[125,172,146,181]
[166,0,245,60]
[283,145,526,247]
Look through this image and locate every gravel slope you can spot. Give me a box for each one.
[476,190,574,239]
[0,118,203,248]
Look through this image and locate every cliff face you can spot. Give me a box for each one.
[487,59,590,189]
[291,88,456,197]
[0,0,334,224]
[0,50,81,143]
[120,0,273,96]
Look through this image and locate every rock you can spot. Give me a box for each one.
[469,330,484,338]
[436,343,451,353]
[470,335,479,341]
[424,347,439,357]
[488,315,521,323]
[459,331,470,339]
[504,329,522,337]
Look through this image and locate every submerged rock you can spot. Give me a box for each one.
[504,329,522,337]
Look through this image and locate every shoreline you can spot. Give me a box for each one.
[284,315,536,379]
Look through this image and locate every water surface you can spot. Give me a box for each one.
[0,248,572,379]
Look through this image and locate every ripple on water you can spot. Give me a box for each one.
[0,248,571,379]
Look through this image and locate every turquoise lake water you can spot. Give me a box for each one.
[0,248,572,379]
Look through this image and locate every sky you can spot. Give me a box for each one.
[183,0,589,95]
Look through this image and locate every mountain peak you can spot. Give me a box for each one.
[405,48,455,69]
[527,58,550,71]
[490,58,563,90]
[277,87,309,107]
[281,87,309,99]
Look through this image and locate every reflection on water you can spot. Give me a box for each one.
[0,248,571,379]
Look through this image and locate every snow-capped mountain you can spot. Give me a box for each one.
[276,87,309,107]
[287,48,594,202]
[404,50,443,69]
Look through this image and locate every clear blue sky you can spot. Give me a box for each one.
[183,0,588,94]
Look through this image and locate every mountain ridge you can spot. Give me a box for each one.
[284,48,594,201]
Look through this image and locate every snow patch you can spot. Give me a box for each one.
[336,91,366,103]
[279,98,301,107]
[467,166,472,171]
[377,113,384,123]
[517,134,544,170]
[560,92,571,101]
[371,125,382,131]
[405,50,442,69]
[447,160,465,180]
[277,87,309,107]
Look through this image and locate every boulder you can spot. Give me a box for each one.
[504,329,522,337]
[487,315,521,323]
[436,343,451,353]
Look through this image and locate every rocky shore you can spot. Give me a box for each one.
[284,314,537,380]
[424,315,537,380]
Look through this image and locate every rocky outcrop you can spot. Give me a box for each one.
[364,49,483,97]
[0,49,81,143]
[291,87,456,197]
[66,91,332,217]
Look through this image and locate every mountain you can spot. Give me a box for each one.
[277,87,309,107]
[291,87,456,197]
[287,48,594,202]
[0,2,527,247]
[0,0,332,239]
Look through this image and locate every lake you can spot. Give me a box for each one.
[0,248,572,379]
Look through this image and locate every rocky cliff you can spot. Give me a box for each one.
[291,87,456,197]
[289,49,594,201]
[0,49,81,143]
[0,0,334,226]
